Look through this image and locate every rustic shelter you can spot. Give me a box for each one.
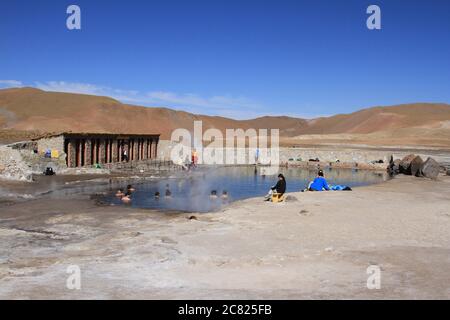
[33,133,160,168]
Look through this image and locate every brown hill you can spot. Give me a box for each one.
[1,87,450,146]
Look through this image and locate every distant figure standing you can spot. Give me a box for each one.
[165,184,172,197]
[193,150,198,167]
[255,148,260,164]
[123,150,128,162]
[191,149,198,168]
[184,155,191,171]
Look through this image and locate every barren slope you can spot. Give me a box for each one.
[1,88,449,147]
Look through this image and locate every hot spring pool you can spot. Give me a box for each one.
[106,166,390,213]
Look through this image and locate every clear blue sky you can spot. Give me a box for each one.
[1,0,449,119]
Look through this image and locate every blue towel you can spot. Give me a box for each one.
[330,185,352,191]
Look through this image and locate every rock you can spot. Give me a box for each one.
[410,156,424,177]
[389,159,401,175]
[400,154,416,175]
[420,157,440,180]
[0,146,33,182]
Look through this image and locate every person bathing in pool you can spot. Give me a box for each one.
[165,184,172,198]
[221,190,229,200]
[264,174,286,201]
[121,192,132,203]
[307,170,330,191]
[115,189,125,197]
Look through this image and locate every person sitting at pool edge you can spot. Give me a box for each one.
[264,174,286,201]
[308,170,330,191]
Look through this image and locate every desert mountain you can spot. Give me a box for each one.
[1,87,450,146]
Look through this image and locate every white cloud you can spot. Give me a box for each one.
[0,80,23,88]
[35,81,123,97]
[31,81,264,118]
[145,91,261,113]
[2,80,324,120]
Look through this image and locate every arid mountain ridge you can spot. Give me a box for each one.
[1,87,450,147]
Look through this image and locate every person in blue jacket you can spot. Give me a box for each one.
[308,170,330,191]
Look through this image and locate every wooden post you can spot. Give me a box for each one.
[130,140,133,161]
[70,139,77,168]
[92,139,97,164]
[118,140,123,162]
[133,139,139,161]
[137,139,140,160]
[99,139,106,164]
[77,139,84,167]
[143,139,148,160]
[112,139,118,163]
[106,139,110,163]
[153,138,158,159]
[85,139,92,166]
[149,139,153,159]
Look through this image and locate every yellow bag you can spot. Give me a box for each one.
[272,193,284,203]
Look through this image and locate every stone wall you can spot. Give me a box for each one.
[279,147,392,164]
[157,140,392,165]
[35,135,68,168]
[36,136,65,155]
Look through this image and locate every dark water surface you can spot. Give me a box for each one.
[107,166,389,213]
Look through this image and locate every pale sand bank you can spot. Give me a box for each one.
[0,175,449,299]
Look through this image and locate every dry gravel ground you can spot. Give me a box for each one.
[0,175,449,299]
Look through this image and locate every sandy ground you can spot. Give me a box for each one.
[0,175,449,299]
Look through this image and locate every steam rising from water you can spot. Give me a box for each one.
[107,167,389,213]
